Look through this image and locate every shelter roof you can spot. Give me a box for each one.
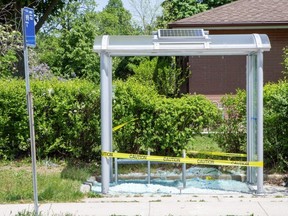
[93,33,270,56]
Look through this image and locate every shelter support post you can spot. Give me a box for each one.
[256,51,264,194]
[246,54,257,184]
[246,55,251,183]
[101,51,112,194]
[246,52,264,193]
[108,53,113,183]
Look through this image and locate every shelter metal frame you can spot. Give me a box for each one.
[93,30,271,194]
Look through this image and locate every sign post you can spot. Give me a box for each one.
[22,7,38,215]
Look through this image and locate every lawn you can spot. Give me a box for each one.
[0,135,221,203]
[187,134,222,152]
[0,160,99,203]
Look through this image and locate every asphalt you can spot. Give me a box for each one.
[1,185,288,216]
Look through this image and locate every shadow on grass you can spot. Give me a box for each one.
[60,160,99,182]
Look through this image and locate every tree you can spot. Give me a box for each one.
[96,0,135,35]
[96,0,138,81]
[156,0,237,28]
[0,0,78,33]
[42,0,97,32]
[0,24,22,77]
[128,0,162,34]
[36,0,100,82]
[156,0,207,28]
[0,0,80,77]
[202,0,237,9]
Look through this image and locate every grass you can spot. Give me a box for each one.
[0,135,221,204]
[187,135,222,152]
[15,210,74,216]
[0,159,99,203]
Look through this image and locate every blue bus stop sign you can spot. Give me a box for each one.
[22,7,36,47]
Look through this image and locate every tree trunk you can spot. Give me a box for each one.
[15,50,25,77]
[35,0,60,33]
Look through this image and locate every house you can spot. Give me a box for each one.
[169,0,288,100]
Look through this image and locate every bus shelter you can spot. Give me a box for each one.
[93,29,271,194]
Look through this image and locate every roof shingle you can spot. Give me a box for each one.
[169,0,288,27]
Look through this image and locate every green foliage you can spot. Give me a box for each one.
[283,47,288,79]
[0,79,100,160]
[115,56,149,80]
[264,81,288,171]
[0,78,220,160]
[113,78,221,156]
[0,0,80,33]
[128,57,191,97]
[0,24,22,77]
[128,57,157,85]
[157,0,207,28]
[36,1,100,82]
[188,135,222,152]
[215,82,288,171]
[57,15,100,82]
[61,161,97,182]
[214,90,247,153]
[96,0,135,35]
[36,0,136,82]
[202,0,236,9]
[153,57,191,97]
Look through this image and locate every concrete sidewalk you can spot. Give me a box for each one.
[1,192,288,216]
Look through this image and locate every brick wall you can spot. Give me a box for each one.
[187,29,288,95]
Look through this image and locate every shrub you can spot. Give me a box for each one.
[214,90,246,153]
[0,77,221,160]
[113,78,221,156]
[0,79,101,160]
[283,47,288,79]
[264,81,288,171]
[215,82,288,171]
[127,57,191,98]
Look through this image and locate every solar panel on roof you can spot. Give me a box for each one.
[158,29,205,38]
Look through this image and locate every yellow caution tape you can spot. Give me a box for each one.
[113,118,138,132]
[187,150,247,158]
[102,151,263,167]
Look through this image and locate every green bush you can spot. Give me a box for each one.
[283,47,288,78]
[0,79,101,160]
[264,81,288,171]
[0,77,221,160]
[127,57,190,98]
[214,90,247,153]
[113,78,221,156]
[215,81,288,171]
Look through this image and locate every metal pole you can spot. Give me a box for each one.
[147,150,151,184]
[182,150,186,188]
[26,92,38,215]
[108,56,113,183]
[101,51,111,194]
[22,8,38,215]
[257,51,264,194]
[114,153,118,184]
[246,55,253,184]
[246,55,251,183]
